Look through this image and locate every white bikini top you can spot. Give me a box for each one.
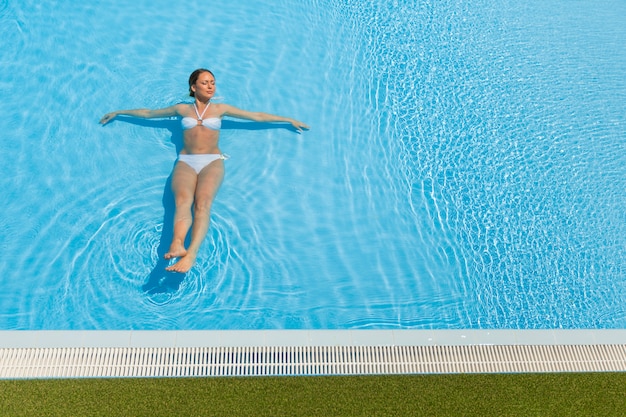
[181,102,221,130]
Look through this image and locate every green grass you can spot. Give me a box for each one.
[1,373,625,416]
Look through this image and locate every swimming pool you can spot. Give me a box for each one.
[1,0,625,331]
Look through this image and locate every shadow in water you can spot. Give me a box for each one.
[142,171,187,295]
[104,115,298,295]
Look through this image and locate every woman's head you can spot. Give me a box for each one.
[188,68,215,97]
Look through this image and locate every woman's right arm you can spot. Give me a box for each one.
[99,104,182,125]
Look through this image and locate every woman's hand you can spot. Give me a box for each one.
[99,112,118,125]
[291,119,310,133]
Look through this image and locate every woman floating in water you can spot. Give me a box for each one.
[100,68,309,273]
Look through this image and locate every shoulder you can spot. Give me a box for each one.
[212,102,229,111]
[213,102,234,116]
[173,102,191,111]
[171,103,193,116]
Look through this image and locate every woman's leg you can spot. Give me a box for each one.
[166,159,224,273]
[165,161,197,261]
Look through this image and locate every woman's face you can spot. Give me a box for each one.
[192,71,216,99]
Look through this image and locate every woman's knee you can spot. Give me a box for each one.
[193,196,213,216]
[174,193,194,210]
[193,205,211,219]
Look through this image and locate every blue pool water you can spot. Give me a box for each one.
[1,0,625,330]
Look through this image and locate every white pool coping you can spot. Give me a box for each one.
[2,329,626,348]
[2,330,625,377]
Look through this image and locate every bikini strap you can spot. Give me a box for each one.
[193,101,210,121]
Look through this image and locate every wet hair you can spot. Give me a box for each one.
[188,68,215,97]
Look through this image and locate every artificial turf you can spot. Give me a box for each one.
[1,373,625,416]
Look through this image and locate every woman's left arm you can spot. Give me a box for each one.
[221,104,310,133]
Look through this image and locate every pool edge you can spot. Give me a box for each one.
[3,330,625,377]
[1,329,625,348]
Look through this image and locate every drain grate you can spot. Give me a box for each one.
[2,344,625,378]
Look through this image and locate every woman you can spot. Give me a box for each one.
[100,68,309,273]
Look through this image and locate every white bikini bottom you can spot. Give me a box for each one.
[177,153,229,174]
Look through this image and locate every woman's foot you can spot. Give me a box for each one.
[165,253,196,273]
[164,239,187,260]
